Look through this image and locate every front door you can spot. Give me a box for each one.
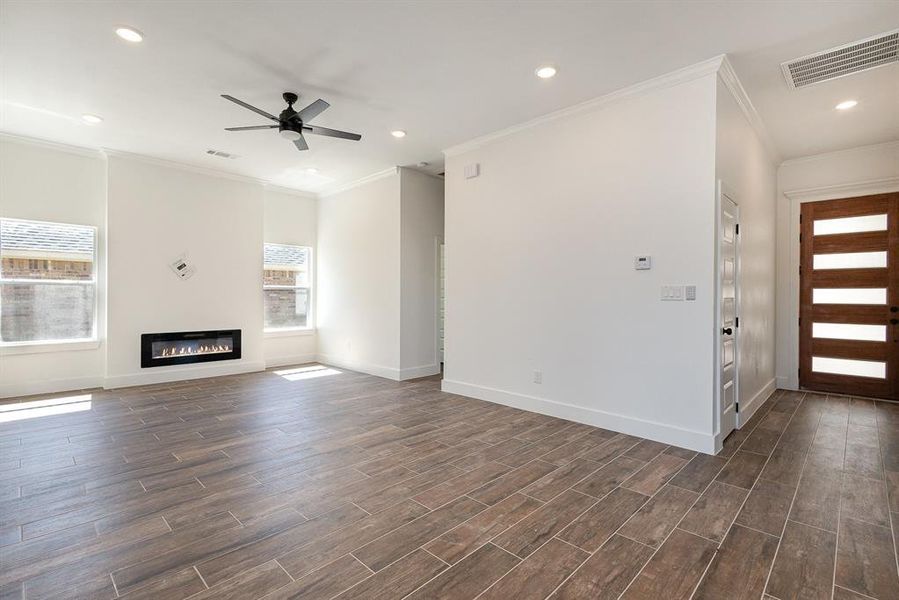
[799,192,898,399]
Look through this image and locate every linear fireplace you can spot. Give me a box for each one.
[140,329,241,368]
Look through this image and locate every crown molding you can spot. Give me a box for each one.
[779,139,899,168]
[443,55,726,158]
[263,184,318,199]
[319,167,398,198]
[783,176,899,202]
[1,131,322,197]
[0,131,102,159]
[102,148,273,187]
[717,55,782,164]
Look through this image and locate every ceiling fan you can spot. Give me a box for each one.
[221,92,362,151]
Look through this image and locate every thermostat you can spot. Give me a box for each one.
[634,256,652,270]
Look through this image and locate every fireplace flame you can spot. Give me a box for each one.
[158,344,231,358]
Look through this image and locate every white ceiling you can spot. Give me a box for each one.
[2,1,897,193]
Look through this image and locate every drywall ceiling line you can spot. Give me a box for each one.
[783,176,899,202]
[441,55,726,158]
[0,131,102,159]
[263,184,318,199]
[779,139,899,168]
[0,131,322,198]
[717,55,782,165]
[319,166,399,197]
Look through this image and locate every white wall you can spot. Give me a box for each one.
[316,170,403,378]
[105,155,265,387]
[714,77,778,426]
[442,72,720,452]
[0,137,107,397]
[775,141,899,388]
[263,187,317,367]
[399,167,445,379]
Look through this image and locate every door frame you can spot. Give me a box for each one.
[434,236,445,369]
[714,180,741,448]
[783,178,899,390]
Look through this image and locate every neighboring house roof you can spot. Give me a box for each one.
[0,219,94,259]
[264,243,308,268]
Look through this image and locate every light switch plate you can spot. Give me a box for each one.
[685,285,696,301]
[661,285,684,301]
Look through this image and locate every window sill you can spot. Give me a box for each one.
[264,328,316,339]
[0,339,101,356]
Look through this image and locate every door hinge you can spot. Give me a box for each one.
[798,317,801,326]
[735,317,740,328]
[735,402,740,414]
[735,223,740,235]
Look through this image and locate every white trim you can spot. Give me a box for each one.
[717,56,781,164]
[784,177,899,390]
[264,353,318,369]
[443,55,725,157]
[441,379,716,454]
[103,360,265,389]
[319,167,398,198]
[0,133,320,196]
[779,140,899,168]
[783,177,899,202]
[263,184,317,198]
[398,364,441,380]
[0,339,100,355]
[0,131,102,158]
[263,328,315,338]
[1,375,103,399]
[737,378,776,429]
[315,353,401,381]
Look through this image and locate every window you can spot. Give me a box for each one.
[263,243,311,330]
[0,218,97,344]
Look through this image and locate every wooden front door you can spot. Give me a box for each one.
[799,193,898,400]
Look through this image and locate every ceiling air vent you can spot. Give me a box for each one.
[781,29,898,89]
[206,149,239,159]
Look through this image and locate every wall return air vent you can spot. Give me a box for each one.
[781,29,898,89]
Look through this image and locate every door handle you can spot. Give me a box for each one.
[722,328,733,335]
[892,306,899,313]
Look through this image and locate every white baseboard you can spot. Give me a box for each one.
[737,378,777,429]
[1,375,104,399]
[315,354,401,381]
[441,379,716,454]
[398,364,441,380]
[264,353,318,369]
[103,360,266,389]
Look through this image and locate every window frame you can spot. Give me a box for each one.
[0,217,99,348]
[263,243,313,334]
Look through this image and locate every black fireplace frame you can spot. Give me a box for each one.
[140,329,242,368]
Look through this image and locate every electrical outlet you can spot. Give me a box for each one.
[533,370,542,384]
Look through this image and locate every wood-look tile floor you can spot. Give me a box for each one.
[1,366,898,600]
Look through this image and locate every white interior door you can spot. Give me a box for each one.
[438,243,445,364]
[718,188,740,438]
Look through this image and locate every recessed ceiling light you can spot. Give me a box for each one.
[115,26,144,43]
[81,113,103,124]
[305,167,319,175]
[391,130,406,138]
[835,100,858,110]
[535,65,557,79]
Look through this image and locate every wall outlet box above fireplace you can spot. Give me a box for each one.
[141,330,241,368]
[169,254,196,279]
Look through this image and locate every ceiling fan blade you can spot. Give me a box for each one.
[221,95,280,122]
[297,99,330,122]
[293,134,309,151]
[224,125,280,131]
[304,125,362,141]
